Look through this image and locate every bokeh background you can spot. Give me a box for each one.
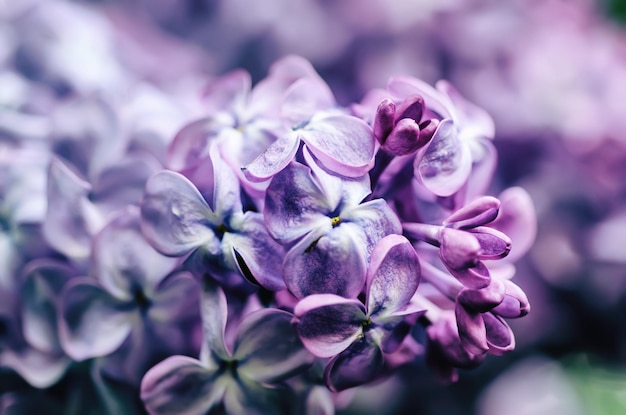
[2,0,626,413]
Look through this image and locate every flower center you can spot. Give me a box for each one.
[331,216,341,227]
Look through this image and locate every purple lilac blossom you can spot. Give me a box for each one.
[0,2,541,411]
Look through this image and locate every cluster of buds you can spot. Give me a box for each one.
[1,52,535,414]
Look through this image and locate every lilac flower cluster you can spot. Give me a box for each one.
[0,39,536,412]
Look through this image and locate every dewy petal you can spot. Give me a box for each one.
[366,235,420,318]
[294,294,366,358]
[283,226,367,299]
[21,260,74,354]
[140,170,220,257]
[280,77,335,127]
[242,130,300,182]
[141,355,222,415]
[490,187,537,262]
[59,278,135,361]
[484,312,515,355]
[469,226,512,260]
[444,196,500,229]
[93,207,177,299]
[234,309,313,383]
[415,119,472,197]
[264,162,331,244]
[199,278,230,366]
[324,336,384,392]
[301,114,376,178]
[43,158,104,259]
[222,213,286,291]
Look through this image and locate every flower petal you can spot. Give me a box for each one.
[199,278,230,365]
[241,131,300,182]
[415,118,472,197]
[342,199,403,256]
[444,196,500,229]
[294,294,366,358]
[301,114,376,177]
[264,162,331,244]
[457,279,506,313]
[222,213,286,291]
[387,76,453,119]
[492,279,530,318]
[469,226,512,259]
[223,373,297,415]
[455,303,488,355]
[140,170,220,256]
[436,80,495,140]
[280,77,335,127]
[484,312,515,355]
[234,309,313,382]
[93,207,177,298]
[21,260,74,354]
[59,278,135,361]
[209,143,243,218]
[323,336,384,392]
[1,348,70,389]
[43,158,104,259]
[149,272,200,324]
[366,235,420,318]
[491,187,537,262]
[283,226,367,299]
[439,228,481,271]
[141,355,222,415]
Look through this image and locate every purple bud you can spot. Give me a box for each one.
[394,95,424,124]
[492,279,530,318]
[457,279,506,313]
[383,118,422,156]
[444,196,501,229]
[373,98,396,145]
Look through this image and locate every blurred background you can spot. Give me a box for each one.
[2,0,626,413]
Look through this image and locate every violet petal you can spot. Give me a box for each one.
[283,226,367,299]
[415,119,472,197]
[373,98,396,144]
[484,312,515,355]
[140,355,222,415]
[241,130,300,182]
[455,304,489,355]
[264,162,331,245]
[301,114,376,178]
[294,294,366,358]
[469,226,512,259]
[366,235,420,318]
[140,170,220,257]
[59,278,135,361]
[457,279,506,313]
[324,336,384,392]
[444,196,501,229]
[234,309,314,383]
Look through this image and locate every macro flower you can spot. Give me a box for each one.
[294,235,422,391]
[59,207,199,380]
[264,150,401,298]
[140,142,285,290]
[141,278,313,415]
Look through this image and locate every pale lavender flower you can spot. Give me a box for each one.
[264,150,401,298]
[141,278,313,415]
[294,235,422,391]
[59,207,199,383]
[141,142,285,290]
